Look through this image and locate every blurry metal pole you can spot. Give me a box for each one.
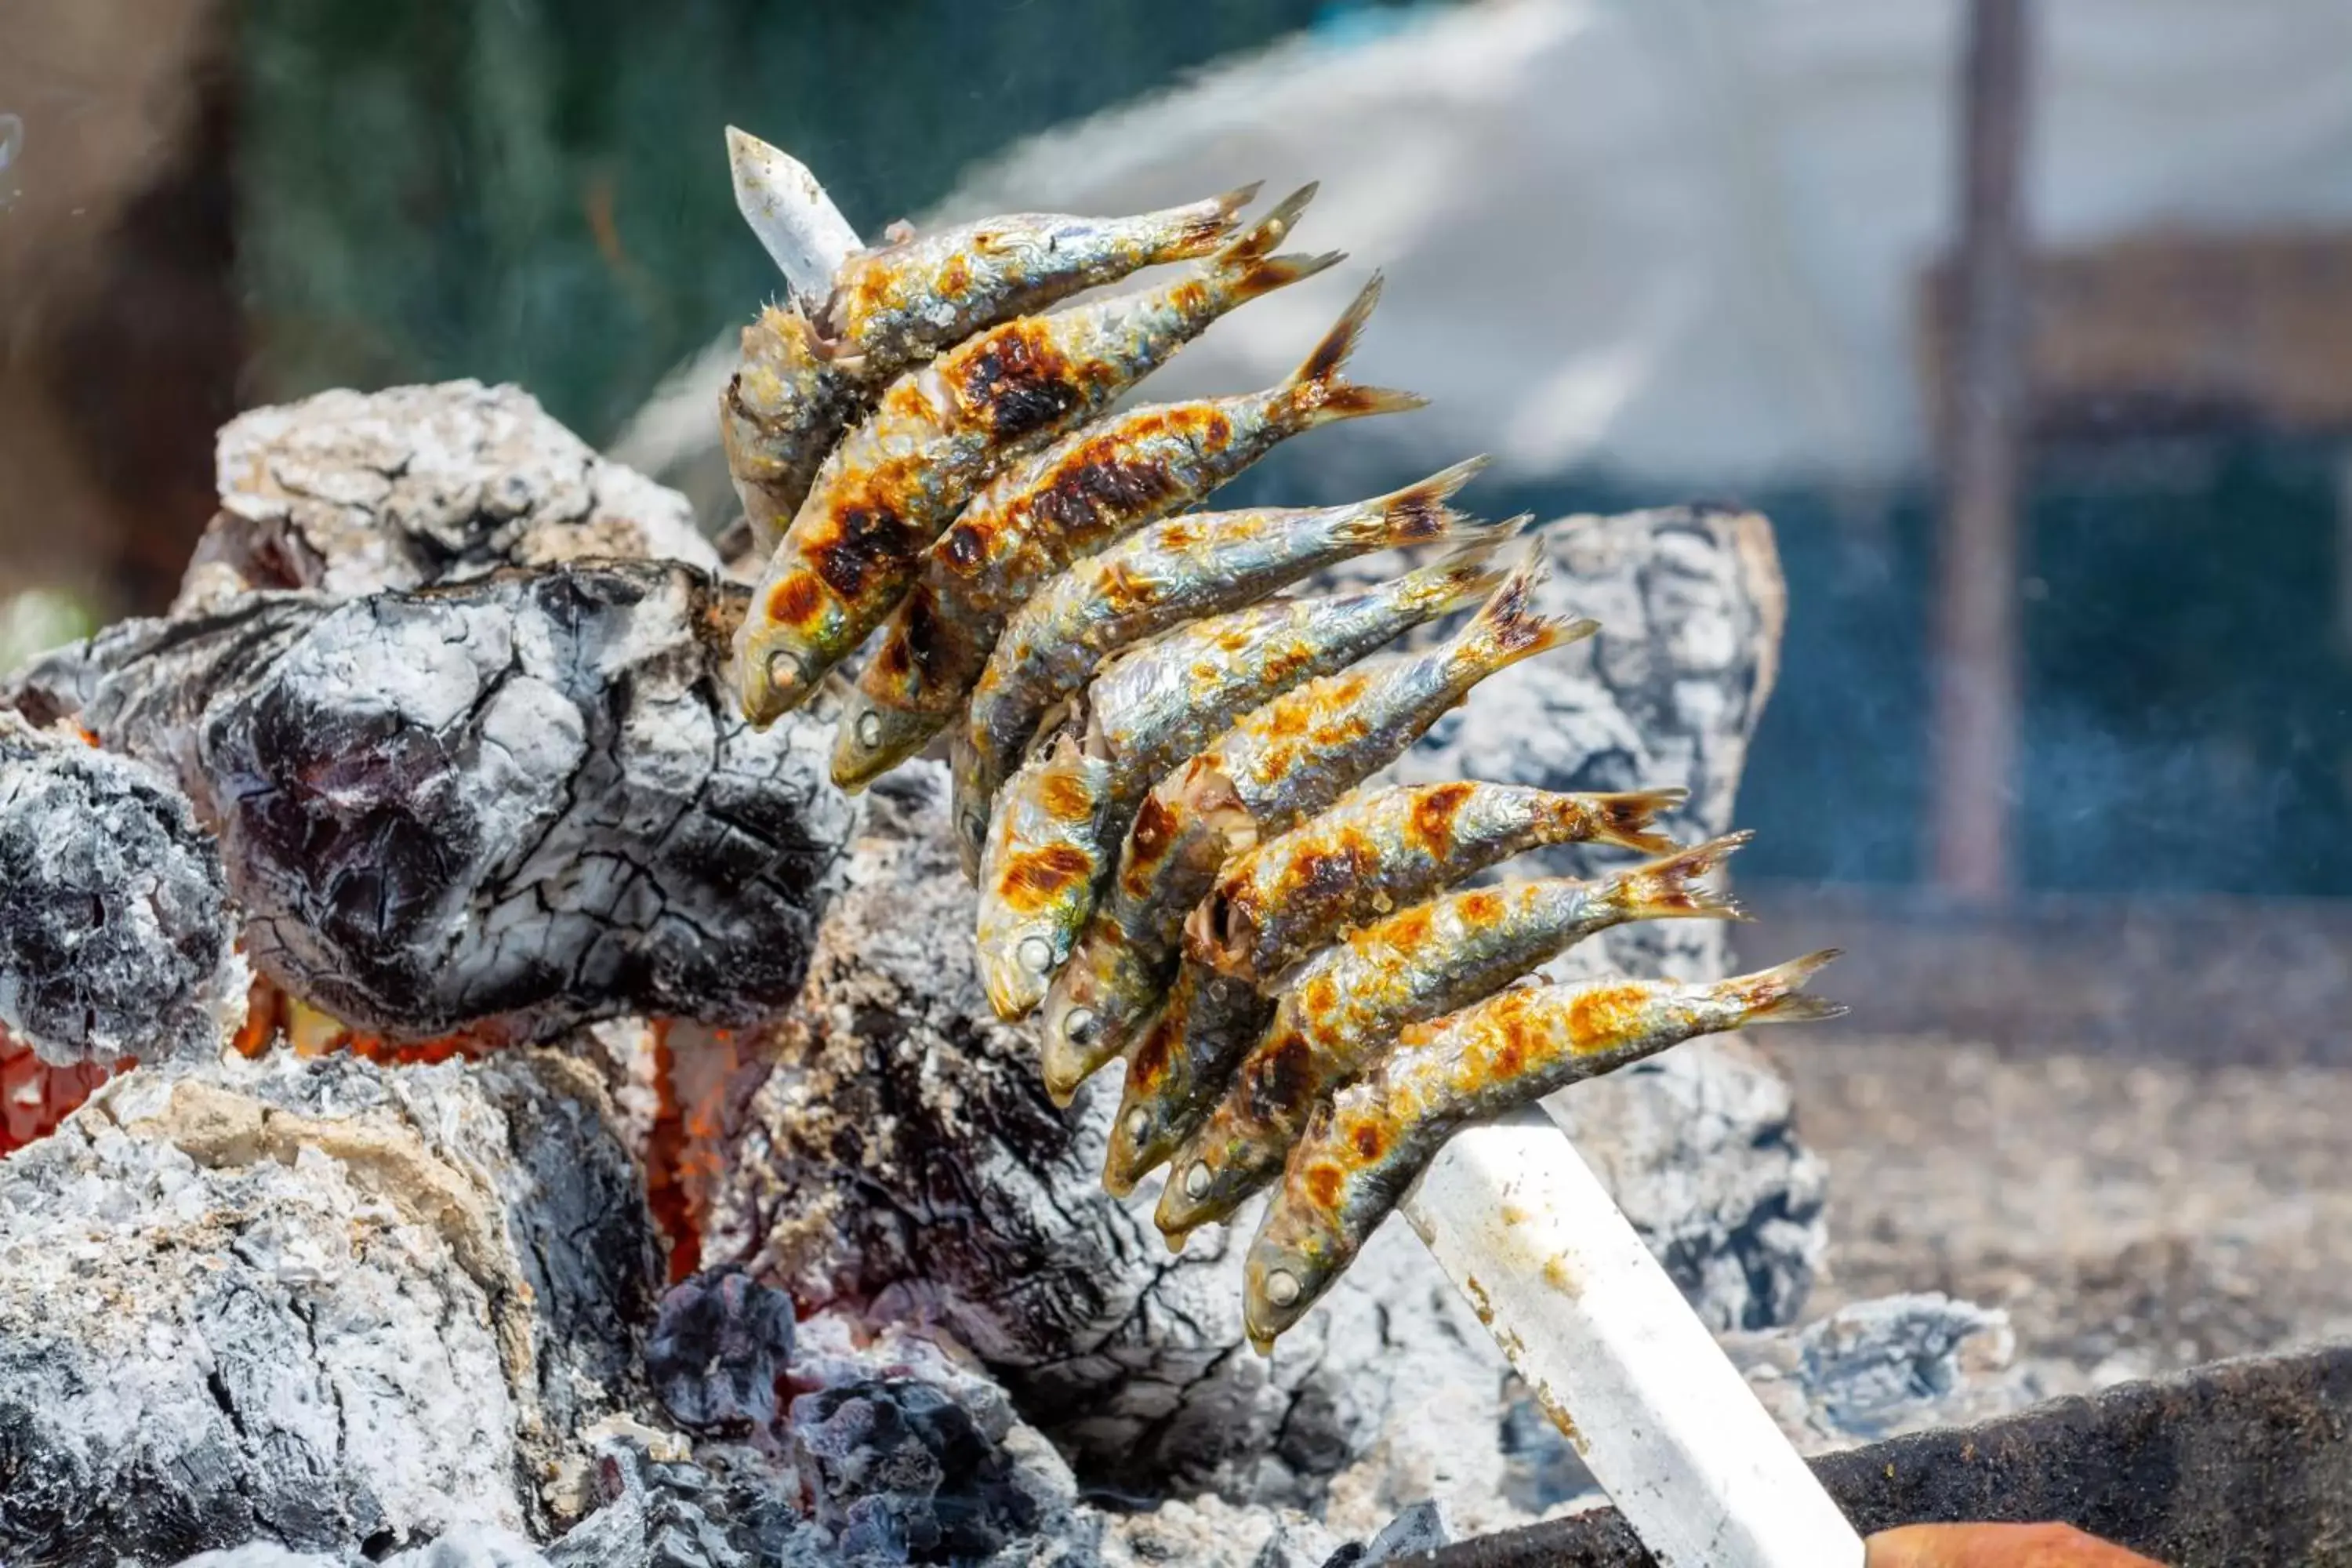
[1929,0,2031,902]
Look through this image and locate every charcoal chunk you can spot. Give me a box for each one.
[792,1378,1041,1563]
[646,1270,797,1436]
[0,713,241,1067]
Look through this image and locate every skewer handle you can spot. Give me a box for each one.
[1403,1119,1865,1568]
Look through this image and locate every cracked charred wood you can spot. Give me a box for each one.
[175,381,720,615]
[6,561,856,1043]
[0,712,243,1069]
[0,1048,659,1566]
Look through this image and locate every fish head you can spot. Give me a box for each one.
[975,739,1112,1025]
[1037,924,1161,1102]
[830,690,947,791]
[738,560,852,725]
[1153,1123,1272,1242]
[1100,996,1193,1195]
[735,619,823,726]
[1242,1215,1345,1355]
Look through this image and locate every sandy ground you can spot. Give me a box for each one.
[1766,1032,2352,1395]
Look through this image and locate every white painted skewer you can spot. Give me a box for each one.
[1405,1121,1864,1566]
[726,127,866,307]
[721,126,1866,1568]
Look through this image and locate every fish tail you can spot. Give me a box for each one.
[1334,456,1496,550]
[1578,786,1690,856]
[1391,535,1521,615]
[1447,539,1599,676]
[1729,949,1848,1025]
[1606,831,1753,922]
[1283,273,1428,426]
[1232,247,1347,303]
[1222,182,1319,260]
[1178,180,1265,252]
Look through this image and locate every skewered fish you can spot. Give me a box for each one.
[955,456,1499,874]
[735,186,1335,724]
[833,274,1424,790]
[718,155,1845,1352]
[1155,835,1751,1243]
[1241,950,1846,1349]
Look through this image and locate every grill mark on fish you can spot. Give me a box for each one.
[998,844,1096,913]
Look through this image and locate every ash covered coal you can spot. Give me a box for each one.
[9,561,855,1043]
[647,1269,797,1436]
[176,381,719,615]
[0,1050,657,1566]
[0,712,242,1068]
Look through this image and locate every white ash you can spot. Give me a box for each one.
[1726,1293,2027,1449]
[9,562,857,1043]
[0,712,245,1068]
[0,1048,659,1566]
[176,381,718,616]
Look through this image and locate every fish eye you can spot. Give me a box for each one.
[1018,935,1054,973]
[1262,1269,1301,1308]
[963,810,986,848]
[766,648,808,691]
[1182,1162,1211,1200]
[1063,1007,1098,1046]
[854,711,883,750]
[1123,1107,1149,1142]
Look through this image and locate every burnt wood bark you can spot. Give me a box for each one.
[11,562,854,1043]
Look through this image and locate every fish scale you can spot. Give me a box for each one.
[719,175,1845,1354]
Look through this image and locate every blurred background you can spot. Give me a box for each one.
[5,0,2352,972]
[4,0,2350,1396]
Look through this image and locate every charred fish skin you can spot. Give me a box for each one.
[833,275,1428,791]
[975,734,1116,1022]
[956,455,1498,844]
[1025,550,1519,1091]
[1156,833,1751,1243]
[1037,545,1595,1086]
[1241,949,1847,1349]
[1102,960,1275,1197]
[816,184,1258,372]
[956,537,1515,884]
[1186,782,1690,983]
[734,184,1341,726]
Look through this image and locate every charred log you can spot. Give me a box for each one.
[0,712,241,1068]
[176,381,719,615]
[9,562,855,1044]
[0,1050,659,1565]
